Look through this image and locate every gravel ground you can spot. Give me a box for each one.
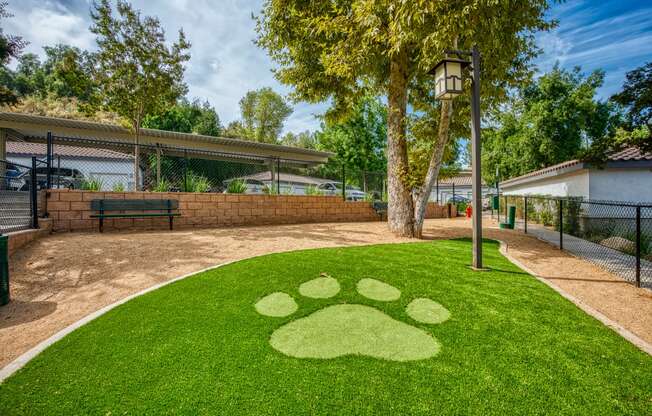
[1,217,650,368]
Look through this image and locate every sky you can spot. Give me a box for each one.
[3,0,652,135]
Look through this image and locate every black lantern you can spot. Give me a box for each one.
[429,57,470,100]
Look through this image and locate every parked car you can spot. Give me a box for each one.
[317,182,367,201]
[20,167,84,190]
[222,178,267,194]
[3,163,25,190]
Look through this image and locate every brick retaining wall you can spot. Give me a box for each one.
[45,190,455,232]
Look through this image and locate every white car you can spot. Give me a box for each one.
[317,182,367,201]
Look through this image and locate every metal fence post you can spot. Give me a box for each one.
[436,179,439,204]
[524,196,528,234]
[558,199,563,250]
[46,131,52,189]
[276,158,281,194]
[636,205,641,288]
[341,165,346,201]
[31,157,38,229]
[452,182,456,204]
[183,150,188,192]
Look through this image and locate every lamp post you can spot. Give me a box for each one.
[429,45,483,269]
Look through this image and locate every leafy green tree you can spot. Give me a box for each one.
[316,96,387,175]
[611,62,652,131]
[482,66,621,184]
[143,98,221,136]
[43,45,97,104]
[256,0,553,237]
[90,0,190,190]
[238,87,292,143]
[280,130,316,149]
[0,1,25,105]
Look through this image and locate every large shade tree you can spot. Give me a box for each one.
[90,0,190,190]
[239,87,293,143]
[256,0,553,237]
[482,66,621,183]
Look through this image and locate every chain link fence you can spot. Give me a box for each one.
[5,134,387,201]
[0,159,39,234]
[489,194,652,288]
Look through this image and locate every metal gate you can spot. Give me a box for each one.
[0,159,38,234]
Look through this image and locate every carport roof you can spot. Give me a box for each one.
[0,112,333,165]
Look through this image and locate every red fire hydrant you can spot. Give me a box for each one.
[465,205,472,218]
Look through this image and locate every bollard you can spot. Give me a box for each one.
[0,235,9,306]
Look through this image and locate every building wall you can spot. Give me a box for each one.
[588,168,652,203]
[502,170,590,198]
[45,190,456,232]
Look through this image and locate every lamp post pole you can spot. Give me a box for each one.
[469,45,483,269]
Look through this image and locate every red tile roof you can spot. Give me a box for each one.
[608,147,652,161]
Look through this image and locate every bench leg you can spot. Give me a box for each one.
[99,217,104,233]
[169,216,173,230]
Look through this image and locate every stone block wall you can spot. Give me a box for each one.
[44,190,455,232]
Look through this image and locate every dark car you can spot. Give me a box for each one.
[3,163,25,190]
[20,167,85,190]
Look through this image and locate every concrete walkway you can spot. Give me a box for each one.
[520,222,652,288]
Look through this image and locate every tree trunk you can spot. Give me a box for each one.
[386,49,415,237]
[412,100,454,238]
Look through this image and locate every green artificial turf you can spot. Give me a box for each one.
[1,240,651,415]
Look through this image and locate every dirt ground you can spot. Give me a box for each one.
[2,217,651,368]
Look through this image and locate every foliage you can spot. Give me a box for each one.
[1,43,99,111]
[182,173,212,193]
[256,0,554,236]
[482,66,622,184]
[280,130,317,149]
[262,184,278,195]
[315,97,387,177]
[112,182,125,192]
[304,185,324,196]
[152,178,170,192]
[611,61,652,131]
[236,87,292,143]
[226,179,247,194]
[81,176,103,191]
[0,1,26,105]
[142,98,221,136]
[1,93,124,124]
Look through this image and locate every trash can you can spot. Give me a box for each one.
[492,195,499,210]
[0,235,9,306]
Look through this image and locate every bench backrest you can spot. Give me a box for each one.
[91,199,179,211]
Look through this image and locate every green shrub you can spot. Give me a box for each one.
[153,178,170,192]
[112,183,125,192]
[81,176,103,191]
[226,179,247,194]
[263,184,278,195]
[281,186,295,195]
[305,185,324,196]
[181,174,212,193]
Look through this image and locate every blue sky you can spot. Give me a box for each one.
[3,0,652,134]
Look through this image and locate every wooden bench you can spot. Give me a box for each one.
[372,201,388,220]
[90,199,180,232]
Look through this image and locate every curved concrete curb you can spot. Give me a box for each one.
[498,240,652,356]
[2,240,649,384]
[0,259,244,384]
